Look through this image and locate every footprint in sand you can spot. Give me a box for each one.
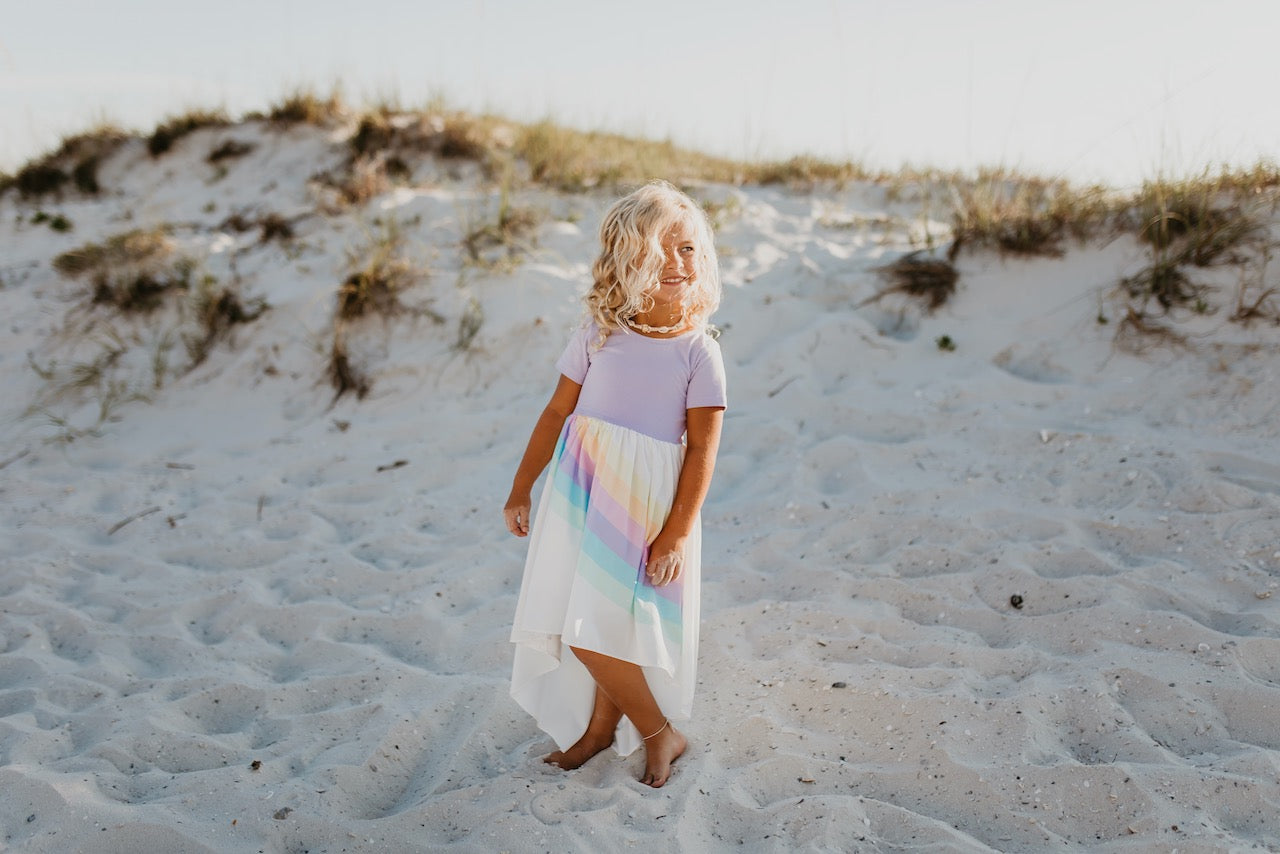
[992,344,1073,384]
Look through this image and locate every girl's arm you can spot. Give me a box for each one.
[646,406,725,586]
[503,375,582,537]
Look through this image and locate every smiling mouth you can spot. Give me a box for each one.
[660,275,689,285]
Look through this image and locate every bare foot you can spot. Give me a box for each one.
[639,724,687,788]
[543,731,614,771]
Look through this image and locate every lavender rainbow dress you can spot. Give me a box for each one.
[510,321,728,757]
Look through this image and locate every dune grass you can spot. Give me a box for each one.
[865,251,959,313]
[148,109,232,156]
[10,94,1278,361]
[263,88,348,126]
[52,228,195,312]
[329,217,437,400]
[2,122,130,198]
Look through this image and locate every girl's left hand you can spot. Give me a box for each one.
[646,532,687,586]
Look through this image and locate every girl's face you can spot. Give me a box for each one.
[648,219,698,308]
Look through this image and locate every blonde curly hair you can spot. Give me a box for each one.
[585,180,721,346]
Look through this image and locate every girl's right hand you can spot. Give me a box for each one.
[504,496,531,537]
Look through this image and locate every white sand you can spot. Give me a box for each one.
[1,122,1277,853]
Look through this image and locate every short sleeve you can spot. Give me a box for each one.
[687,336,728,409]
[554,323,592,383]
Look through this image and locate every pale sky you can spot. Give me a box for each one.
[2,0,1277,187]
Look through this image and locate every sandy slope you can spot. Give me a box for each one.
[1,123,1278,853]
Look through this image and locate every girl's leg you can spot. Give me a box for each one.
[543,686,622,770]
[569,646,688,788]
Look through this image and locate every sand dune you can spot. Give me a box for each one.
[1,121,1277,852]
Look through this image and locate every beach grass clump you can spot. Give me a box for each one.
[1133,166,1275,254]
[328,217,432,401]
[1117,255,1203,313]
[349,108,499,161]
[327,327,370,400]
[865,250,959,313]
[462,183,541,269]
[53,227,172,277]
[320,157,395,208]
[949,170,1113,258]
[336,219,419,320]
[13,163,70,198]
[514,121,743,192]
[3,124,129,198]
[439,113,499,161]
[347,109,520,194]
[750,155,868,189]
[1130,171,1266,267]
[148,109,231,156]
[1112,167,1274,324]
[350,112,397,158]
[71,157,102,194]
[53,228,193,312]
[1104,164,1279,346]
[184,275,269,367]
[264,88,347,126]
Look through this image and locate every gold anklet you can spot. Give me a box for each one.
[642,719,669,740]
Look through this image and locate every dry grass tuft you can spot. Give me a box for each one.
[865,251,959,313]
[1106,165,1276,345]
[350,113,395,157]
[439,113,498,161]
[462,183,541,269]
[148,109,231,156]
[327,217,432,401]
[54,228,172,277]
[323,107,521,208]
[1129,172,1267,267]
[53,228,192,312]
[514,121,742,192]
[4,124,129,198]
[328,327,370,401]
[751,156,868,188]
[12,165,69,198]
[336,220,418,319]
[1118,255,1203,313]
[185,276,268,367]
[264,89,347,126]
[949,171,1113,258]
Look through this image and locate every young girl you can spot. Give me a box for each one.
[503,180,727,788]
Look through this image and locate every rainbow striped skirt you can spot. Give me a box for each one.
[510,413,701,758]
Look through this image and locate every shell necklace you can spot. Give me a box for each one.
[627,316,686,334]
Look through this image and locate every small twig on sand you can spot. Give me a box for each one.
[257,495,266,521]
[767,377,799,398]
[376,459,409,473]
[0,449,31,470]
[107,505,161,535]
[166,462,195,470]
